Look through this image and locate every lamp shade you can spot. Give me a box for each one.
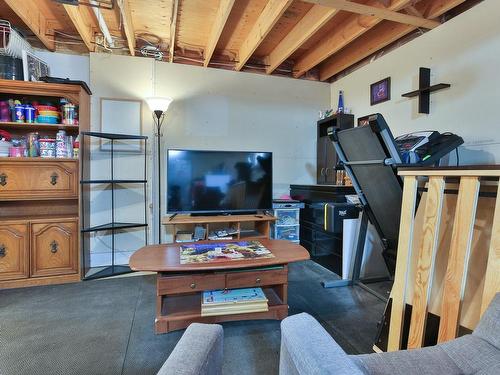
[145,97,173,113]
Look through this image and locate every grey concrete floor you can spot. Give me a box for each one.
[0,260,387,375]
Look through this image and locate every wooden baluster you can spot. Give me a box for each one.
[437,176,480,343]
[407,176,445,349]
[481,182,500,315]
[388,175,418,352]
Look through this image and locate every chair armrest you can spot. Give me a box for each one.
[280,313,364,375]
[158,323,223,375]
[473,293,500,349]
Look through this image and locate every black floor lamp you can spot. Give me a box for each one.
[146,97,173,244]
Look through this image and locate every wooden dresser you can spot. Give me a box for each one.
[0,80,90,289]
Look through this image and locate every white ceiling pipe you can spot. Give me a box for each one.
[90,0,114,47]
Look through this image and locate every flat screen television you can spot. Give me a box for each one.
[167,149,273,214]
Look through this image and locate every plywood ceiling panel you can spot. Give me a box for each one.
[215,0,268,54]
[129,0,172,47]
[253,0,313,58]
[176,0,218,50]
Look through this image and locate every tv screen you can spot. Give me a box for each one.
[167,149,272,214]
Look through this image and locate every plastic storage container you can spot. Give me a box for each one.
[274,225,300,242]
[275,209,300,226]
[271,200,304,243]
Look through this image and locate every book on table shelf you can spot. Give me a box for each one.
[201,287,269,317]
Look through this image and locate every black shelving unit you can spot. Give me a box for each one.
[80,131,148,280]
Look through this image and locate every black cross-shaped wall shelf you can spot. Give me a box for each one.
[402,67,451,114]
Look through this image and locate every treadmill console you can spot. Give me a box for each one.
[355,114,464,166]
[395,130,463,165]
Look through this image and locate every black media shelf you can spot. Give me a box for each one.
[81,222,148,233]
[80,131,148,280]
[80,179,147,184]
[81,131,148,140]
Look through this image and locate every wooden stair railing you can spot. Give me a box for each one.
[387,167,500,352]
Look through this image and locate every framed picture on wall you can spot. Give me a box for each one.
[370,77,391,105]
[100,98,143,152]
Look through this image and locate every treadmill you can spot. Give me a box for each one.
[326,113,463,286]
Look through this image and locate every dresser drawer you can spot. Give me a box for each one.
[31,220,78,277]
[0,161,78,200]
[157,273,226,295]
[0,224,29,281]
[226,268,287,289]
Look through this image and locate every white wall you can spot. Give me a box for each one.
[331,0,500,165]
[34,51,90,84]
[87,53,330,265]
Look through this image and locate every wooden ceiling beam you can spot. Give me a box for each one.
[117,0,136,56]
[4,0,55,51]
[235,0,294,71]
[169,0,179,63]
[303,1,440,28]
[292,0,413,78]
[63,4,95,52]
[319,22,413,81]
[265,5,339,74]
[204,0,235,67]
[318,0,466,81]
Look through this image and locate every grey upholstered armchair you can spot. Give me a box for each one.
[158,293,500,375]
[280,293,500,375]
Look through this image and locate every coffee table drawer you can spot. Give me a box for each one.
[157,274,226,295]
[226,268,287,289]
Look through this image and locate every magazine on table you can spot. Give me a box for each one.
[180,240,274,264]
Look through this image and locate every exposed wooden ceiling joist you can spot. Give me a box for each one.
[319,0,466,81]
[117,0,136,56]
[265,4,338,74]
[3,0,55,51]
[292,0,414,78]
[0,0,477,81]
[169,0,179,62]
[62,4,95,52]
[235,0,294,71]
[204,0,235,67]
[303,0,440,29]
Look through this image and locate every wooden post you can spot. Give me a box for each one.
[388,175,418,351]
[407,177,445,349]
[437,176,480,343]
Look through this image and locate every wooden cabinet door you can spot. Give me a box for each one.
[31,220,78,277]
[0,224,29,281]
[317,137,327,184]
[324,136,337,184]
[317,136,337,184]
[0,161,78,200]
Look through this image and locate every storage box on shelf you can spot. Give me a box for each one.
[0,79,90,289]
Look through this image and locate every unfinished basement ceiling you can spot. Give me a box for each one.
[0,0,481,81]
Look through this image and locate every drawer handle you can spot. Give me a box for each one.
[256,278,261,284]
[50,240,58,254]
[50,173,59,186]
[0,244,6,257]
[0,173,7,186]
[190,283,196,289]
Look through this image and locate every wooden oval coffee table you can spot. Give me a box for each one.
[130,239,310,334]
